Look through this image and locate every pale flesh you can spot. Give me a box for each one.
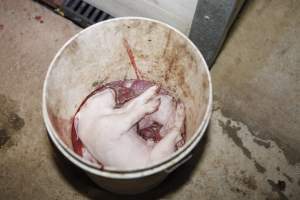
[75,85,185,170]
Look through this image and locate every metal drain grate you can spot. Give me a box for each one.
[63,0,113,27]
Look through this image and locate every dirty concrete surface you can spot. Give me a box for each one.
[0,0,299,199]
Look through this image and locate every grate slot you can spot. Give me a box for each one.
[97,13,108,22]
[90,9,100,21]
[70,0,80,9]
[94,11,104,22]
[80,2,89,15]
[104,13,111,20]
[83,5,94,18]
[87,7,96,18]
[73,0,82,11]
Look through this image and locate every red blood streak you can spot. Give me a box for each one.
[71,85,106,156]
[123,38,144,80]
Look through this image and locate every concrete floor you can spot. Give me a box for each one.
[0,0,299,199]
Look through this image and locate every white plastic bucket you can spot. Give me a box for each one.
[42,17,212,194]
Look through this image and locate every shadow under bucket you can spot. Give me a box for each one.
[43,17,212,194]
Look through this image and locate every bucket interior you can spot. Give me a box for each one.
[44,18,210,169]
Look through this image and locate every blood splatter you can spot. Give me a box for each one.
[34,15,44,23]
[35,15,42,20]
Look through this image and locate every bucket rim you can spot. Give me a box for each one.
[42,16,213,179]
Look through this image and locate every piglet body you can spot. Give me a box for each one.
[74,83,185,170]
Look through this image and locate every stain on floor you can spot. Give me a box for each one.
[267,179,288,200]
[253,138,271,149]
[254,160,266,174]
[283,173,293,183]
[242,176,258,190]
[0,128,9,147]
[219,119,252,159]
[230,187,247,196]
[0,94,25,148]
[212,0,300,166]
